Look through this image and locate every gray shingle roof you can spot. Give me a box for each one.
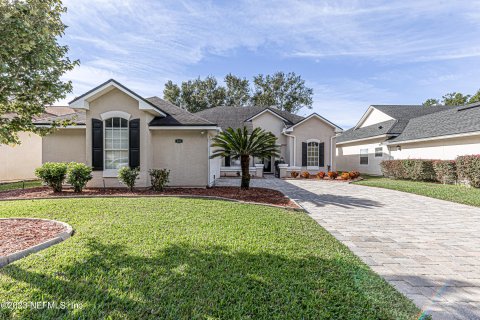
[390,102,480,143]
[336,120,396,143]
[336,104,458,143]
[34,107,86,125]
[195,106,304,131]
[147,97,215,126]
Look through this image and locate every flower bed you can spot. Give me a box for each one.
[0,186,299,209]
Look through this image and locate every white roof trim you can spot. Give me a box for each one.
[245,108,289,123]
[385,131,480,145]
[287,113,342,132]
[353,106,375,130]
[35,125,86,129]
[335,134,388,145]
[69,80,166,117]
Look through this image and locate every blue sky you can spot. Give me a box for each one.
[60,0,480,128]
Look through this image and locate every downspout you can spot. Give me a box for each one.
[283,130,296,167]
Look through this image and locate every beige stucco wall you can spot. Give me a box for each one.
[335,137,390,175]
[151,130,209,187]
[86,88,154,188]
[359,108,393,128]
[0,132,42,182]
[251,111,288,161]
[291,117,337,171]
[42,129,86,164]
[389,135,480,160]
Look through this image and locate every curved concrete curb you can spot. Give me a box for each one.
[0,218,73,268]
[0,194,304,212]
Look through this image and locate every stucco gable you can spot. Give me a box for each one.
[286,113,342,133]
[356,107,394,128]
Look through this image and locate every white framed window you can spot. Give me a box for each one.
[375,147,383,157]
[104,117,129,170]
[307,141,319,168]
[360,148,368,165]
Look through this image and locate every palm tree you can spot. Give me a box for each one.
[211,127,279,190]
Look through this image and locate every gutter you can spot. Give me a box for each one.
[384,130,480,145]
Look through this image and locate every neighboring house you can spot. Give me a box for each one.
[336,103,480,175]
[196,105,342,177]
[23,79,340,187]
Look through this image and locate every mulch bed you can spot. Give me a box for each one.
[0,219,66,256]
[0,187,299,208]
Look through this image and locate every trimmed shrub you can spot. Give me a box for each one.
[402,159,436,181]
[317,171,326,179]
[67,162,93,192]
[380,160,405,179]
[290,171,299,178]
[118,167,140,191]
[433,160,457,184]
[327,171,338,179]
[35,162,68,192]
[457,155,480,188]
[301,171,310,179]
[340,172,350,180]
[381,159,435,181]
[149,168,170,191]
[349,171,360,179]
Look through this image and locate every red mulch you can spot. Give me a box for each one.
[0,187,298,208]
[0,219,66,256]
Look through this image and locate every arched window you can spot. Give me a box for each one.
[307,141,319,167]
[104,117,129,169]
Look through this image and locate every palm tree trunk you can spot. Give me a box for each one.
[240,155,251,190]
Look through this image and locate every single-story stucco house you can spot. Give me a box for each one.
[336,103,480,175]
[5,79,341,187]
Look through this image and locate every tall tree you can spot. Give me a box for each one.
[422,98,440,107]
[468,89,480,104]
[224,73,250,106]
[442,92,470,106]
[163,76,226,112]
[252,72,313,114]
[0,0,78,145]
[210,127,279,190]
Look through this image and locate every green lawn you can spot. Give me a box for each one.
[0,198,422,319]
[0,180,41,192]
[354,175,480,207]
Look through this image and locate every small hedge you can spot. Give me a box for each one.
[35,162,68,192]
[381,156,480,187]
[119,167,140,191]
[67,162,93,192]
[433,160,457,185]
[457,155,480,188]
[149,168,170,191]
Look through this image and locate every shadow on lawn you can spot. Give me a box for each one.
[1,239,419,319]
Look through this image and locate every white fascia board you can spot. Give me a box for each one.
[335,134,388,145]
[289,113,342,132]
[353,106,374,130]
[35,125,86,129]
[385,131,480,145]
[69,80,167,117]
[246,109,289,123]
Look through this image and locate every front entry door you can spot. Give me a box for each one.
[263,157,272,173]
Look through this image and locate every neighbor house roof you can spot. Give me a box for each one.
[389,102,480,143]
[33,106,86,125]
[147,97,216,126]
[337,104,456,144]
[195,106,305,131]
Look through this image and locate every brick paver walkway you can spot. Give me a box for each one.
[217,177,480,319]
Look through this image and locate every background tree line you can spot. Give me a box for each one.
[423,89,480,107]
[163,72,313,114]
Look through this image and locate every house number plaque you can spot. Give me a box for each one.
[175,139,183,143]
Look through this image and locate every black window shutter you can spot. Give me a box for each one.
[129,119,140,168]
[225,155,231,167]
[319,142,325,167]
[92,119,103,171]
[301,142,307,166]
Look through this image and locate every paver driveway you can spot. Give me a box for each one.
[217,177,480,319]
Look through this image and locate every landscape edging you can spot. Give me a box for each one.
[0,218,73,268]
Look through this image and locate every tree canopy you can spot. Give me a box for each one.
[0,0,78,145]
[163,72,313,114]
[423,89,480,107]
